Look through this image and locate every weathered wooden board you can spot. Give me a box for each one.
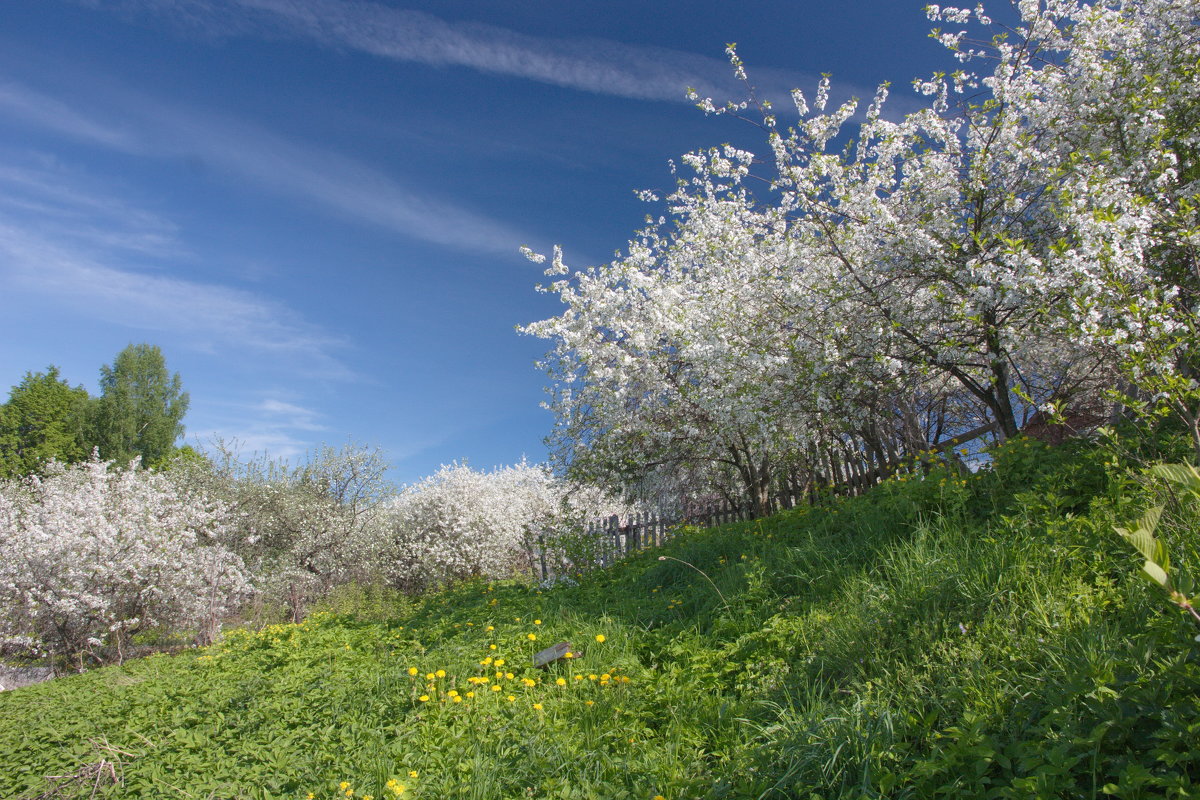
[532,641,575,668]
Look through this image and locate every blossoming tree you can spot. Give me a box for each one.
[0,456,250,670]
[525,0,1198,509]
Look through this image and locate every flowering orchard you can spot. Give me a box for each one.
[0,444,632,668]
[523,0,1200,508]
[0,457,251,668]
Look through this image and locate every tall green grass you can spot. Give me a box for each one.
[2,433,1197,799]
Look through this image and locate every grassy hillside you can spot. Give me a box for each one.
[3,434,1199,799]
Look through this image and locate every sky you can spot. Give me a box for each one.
[0,0,959,486]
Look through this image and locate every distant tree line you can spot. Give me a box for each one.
[0,343,190,477]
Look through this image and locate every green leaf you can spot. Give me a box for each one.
[1151,463,1200,497]
[1115,505,1165,561]
[1142,560,1171,589]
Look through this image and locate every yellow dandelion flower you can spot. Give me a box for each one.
[447,689,459,697]
[527,633,537,641]
[340,782,351,791]
[564,652,574,658]
[452,695,462,703]
[556,677,567,686]
[435,669,446,678]
[491,684,501,692]
[585,700,594,706]
[494,659,504,666]
[425,672,435,680]
[534,619,541,625]
[486,625,494,631]
[533,703,543,710]
[466,691,475,698]
[489,644,497,650]
[522,678,536,687]
[588,674,598,681]
[574,674,583,681]
[594,634,606,643]
[389,784,407,796]
[507,694,516,701]
[408,770,419,778]
[418,695,429,702]
[407,667,418,676]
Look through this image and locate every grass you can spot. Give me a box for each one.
[2,433,1199,799]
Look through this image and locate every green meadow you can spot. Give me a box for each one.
[3,432,1198,799]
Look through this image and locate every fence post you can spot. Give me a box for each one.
[608,515,620,564]
[538,535,548,583]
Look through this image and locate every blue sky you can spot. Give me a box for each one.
[0,0,955,485]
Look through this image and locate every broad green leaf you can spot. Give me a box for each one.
[1115,505,1164,561]
[1152,538,1171,573]
[1151,463,1200,498]
[1141,560,1171,589]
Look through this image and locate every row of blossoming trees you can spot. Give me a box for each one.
[0,447,627,671]
[521,0,1200,514]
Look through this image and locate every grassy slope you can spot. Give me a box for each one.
[2,435,1199,800]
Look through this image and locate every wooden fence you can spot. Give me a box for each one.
[534,422,1001,584]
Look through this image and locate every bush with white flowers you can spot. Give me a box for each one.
[165,440,396,620]
[0,456,250,669]
[381,461,630,591]
[381,461,554,591]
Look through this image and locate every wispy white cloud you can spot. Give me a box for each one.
[0,74,524,254]
[89,0,822,106]
[0,81,136,149]
[190,395,331,461]
[160,109,523,254]
[0,160,183,259]
[256,398,328,432]
[235,0,741,102]
[0,217,350,379]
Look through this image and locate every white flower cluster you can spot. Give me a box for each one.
[0,456,250,668]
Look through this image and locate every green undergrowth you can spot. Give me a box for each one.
[2,433,1199,799]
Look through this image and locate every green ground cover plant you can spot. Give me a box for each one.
[1,432,1197,799]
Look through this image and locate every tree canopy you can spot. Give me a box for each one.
[0,367,91,479]
[93,343,190,468]
[1,344,191,477]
